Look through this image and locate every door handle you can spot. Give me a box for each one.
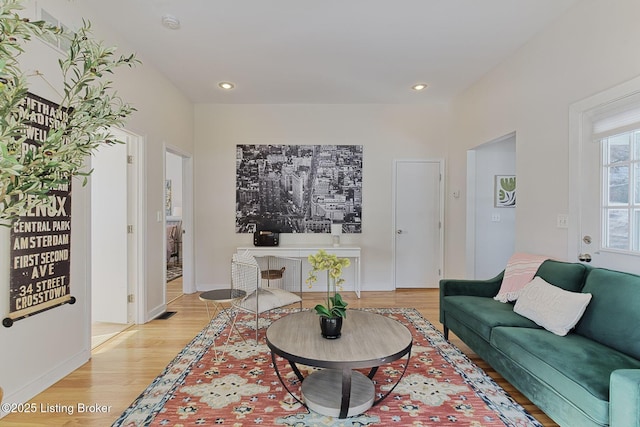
[396,229,403,234]
[578,253,592,262]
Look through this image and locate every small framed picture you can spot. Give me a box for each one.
[495,175,516,208]
[165,180,172,216]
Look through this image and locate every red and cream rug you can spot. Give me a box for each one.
[113,308,542,426]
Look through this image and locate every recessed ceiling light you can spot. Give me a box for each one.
[412,83,428,91]
[218,82,235,90]
[161,14,180,30]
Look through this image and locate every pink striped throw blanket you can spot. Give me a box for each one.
[494,252,549,303]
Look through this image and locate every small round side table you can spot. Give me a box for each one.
[199,289,247,360]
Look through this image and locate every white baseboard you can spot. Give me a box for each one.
[0,349,90,418]
[147,304,167,321]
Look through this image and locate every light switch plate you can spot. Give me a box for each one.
[557,214,569,228]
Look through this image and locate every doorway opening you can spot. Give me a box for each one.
[91,128,144,348]
[466,132,516,279]
[165,151,183,302]
[164,146,194,304]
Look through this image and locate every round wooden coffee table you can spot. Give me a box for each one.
[266,310,412,418]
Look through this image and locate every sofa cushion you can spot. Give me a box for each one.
[514,277,592,336]
[491,326,640,426]
[534,259,589,293]
[442,295,540,341]
[574,268,640,359]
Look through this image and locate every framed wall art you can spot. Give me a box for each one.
[236,144,363,233]
[495,175,516,208]
[165,180,172,216]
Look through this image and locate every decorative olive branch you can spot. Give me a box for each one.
[0,0,139,224]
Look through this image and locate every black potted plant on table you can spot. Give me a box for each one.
[306,249,350,339]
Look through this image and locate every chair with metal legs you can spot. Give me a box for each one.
[231,252,303,341]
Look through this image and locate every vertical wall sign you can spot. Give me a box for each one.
[236,144,363,233]
[3,92,75,328]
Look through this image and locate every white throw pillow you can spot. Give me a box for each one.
[513,277,592,336]
[237,288,301,314]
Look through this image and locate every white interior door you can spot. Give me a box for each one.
[577,132,603,265]
[91,137,129,324]
[393,160,443,288]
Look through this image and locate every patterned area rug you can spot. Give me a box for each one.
[166,265,182,282]
[113,308,542,427]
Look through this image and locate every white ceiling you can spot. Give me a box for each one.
[81,0,579,104]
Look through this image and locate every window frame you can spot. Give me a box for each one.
[600,130,640,254]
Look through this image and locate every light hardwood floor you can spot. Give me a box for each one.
[0,289,558,426]
[166,276,183,303]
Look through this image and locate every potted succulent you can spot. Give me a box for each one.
[306,249,350,339]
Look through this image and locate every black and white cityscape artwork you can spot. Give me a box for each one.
[236,144,363,233]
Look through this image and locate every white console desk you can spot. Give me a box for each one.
[237,245,362,298]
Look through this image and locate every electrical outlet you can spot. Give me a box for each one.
[491,214,501,222]
[557,214,569,228]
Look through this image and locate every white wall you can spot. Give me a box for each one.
[193,104,452,291]
[70,5,195,320]
[446,0,640,278]
[0,0,194,412]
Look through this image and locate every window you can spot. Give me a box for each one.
[39,8,73,53]
[600,129,640,253]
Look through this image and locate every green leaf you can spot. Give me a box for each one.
[500,177,516,192]
[313,304,332,317]
[330,293,348,309]
[330,306,347,318]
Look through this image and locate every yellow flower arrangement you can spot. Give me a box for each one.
[306,249,351,318]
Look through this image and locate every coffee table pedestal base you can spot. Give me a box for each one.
[301,369,374,418]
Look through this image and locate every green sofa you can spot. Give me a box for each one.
[439,260,640,427]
